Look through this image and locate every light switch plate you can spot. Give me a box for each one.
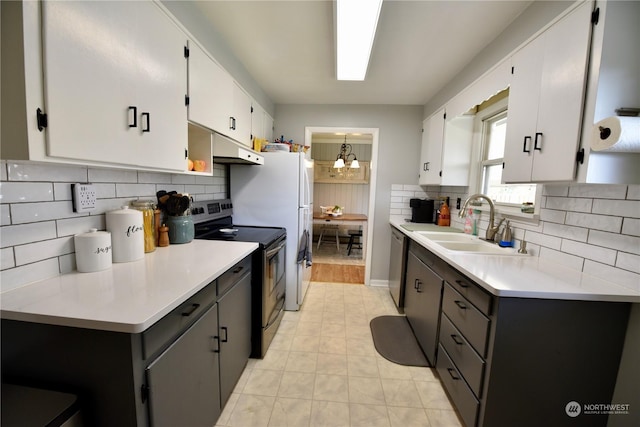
[72,183,97,212]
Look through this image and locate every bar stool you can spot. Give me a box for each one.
[347,229,363,256]
[317,224,340,251]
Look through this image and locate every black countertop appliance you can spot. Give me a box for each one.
[410,198,435,223]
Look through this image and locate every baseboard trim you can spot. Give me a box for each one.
[368,279,389,288]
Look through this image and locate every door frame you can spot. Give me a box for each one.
[305,126,379,286]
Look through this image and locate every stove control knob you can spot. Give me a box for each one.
[191,208,198,215]
[198,207,205,214]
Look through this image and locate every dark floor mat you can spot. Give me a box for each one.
[370,316,429,367]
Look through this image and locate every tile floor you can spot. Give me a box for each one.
[216,281,463,427]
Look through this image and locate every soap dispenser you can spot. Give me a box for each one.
[499,220,513,247]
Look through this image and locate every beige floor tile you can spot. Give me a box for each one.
[318,336,347,355]
[316,353,348,376]
[347,354,379,377]
[295,321,323,337]
[376,356,413,380]
[345,324,371,339]
[346,336,376,356]
[233,366,253,393]
[380,379,423,408]
[409,366,439,382]
[227,394,275,427]
[252,349,290,371]
[284,351,318,373]
[387,406,432,427]
[291,335,321,353]
[268,397,312,427]
[415,381,455,410]
[243,369,283,397]
[217,392,240,426]
[282,311,301,323]
[425,409,463,427]
[323,313,346,326]
[348,377,386,405]
[313,374,349,402]
[278,372,316,399]
[349,403,391,427]
[310,400,350,427]
[320,322,346,338]
[269,332,294,351]
[300,310,324,324]
[278,319,298,335]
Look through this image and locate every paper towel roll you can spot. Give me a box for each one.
[591,116,640,152]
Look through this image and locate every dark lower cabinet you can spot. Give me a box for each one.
[146,305,221,427]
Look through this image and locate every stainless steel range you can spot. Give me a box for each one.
[191,198,286,359]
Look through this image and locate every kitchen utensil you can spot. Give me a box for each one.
[106,206,145,262]
[74,228,112,272]
[219,228,239,235]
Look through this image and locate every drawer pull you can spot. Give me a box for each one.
[447,368,461,380]
[232,266,244,274]
[181,303,200,317]
[221,326,228,343]
[455,279,468,288]
[454,300,467,310]
[415,279,422,293]
[211,335,220,353]
[451,334,464,345]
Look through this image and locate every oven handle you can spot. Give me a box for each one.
[265,241,286,259]
[265,294,286,329]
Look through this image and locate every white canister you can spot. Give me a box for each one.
[106,206,145,263]
[74,229,112,273]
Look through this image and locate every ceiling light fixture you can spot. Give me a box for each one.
[333,136,360,169]
[336,0,383,81]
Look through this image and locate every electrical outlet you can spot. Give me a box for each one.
[72,183,97,212]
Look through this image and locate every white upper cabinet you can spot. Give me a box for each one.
[187,41,234,135]
[503,1,593,183]
[229,83,253,147]
[251,102,274,144]
[418,109,445,186]
[41,0,187,171]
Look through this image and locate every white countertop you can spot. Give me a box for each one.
[390,216,640,303]
[0,240,258,333]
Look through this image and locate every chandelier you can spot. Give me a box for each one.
[333,136,360,169]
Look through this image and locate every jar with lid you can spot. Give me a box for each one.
[130,200,157,253]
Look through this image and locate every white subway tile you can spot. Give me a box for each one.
[115,183,156,198]
[95,183,116,199]
[0,182,54,203]
[0,221,57,248]
[542,222,588,242]
[57,215,105,237]
[391,184,403,190]
[171,174,196,185]
[616,252,640,275]
[59,253,77,274]
[583,260,640,292]
[204,185,221,194]
[592,199,640,219]
[389,208,402,215]
[14,236,74,266]
[138,172,172,184]
[93,198,136,215]
[193,193,216,202]
[390,196,403,203]
[565,212,622,233]
[403,185,423,192]
[542,185,569,197]
[560,239,616,265]
[390,202,404,210]
[1,161,7,181]
[7,162,87,182]
[627,185,640,200]
[213,176,226,186]
[622,218,640,237]
[395,191,415,198]
[523,230,562,250]
[184,184,206,195]
[0,205,10,225]
[54,183,72,200]
[568,184,627,199]
[545,197,592,213]
[588,230,640,255]
[195,175,216,185]
[0,258,60,293]
[11,201,80,224]
[539,209,566,224]
[88,168,137,183]
[158,184,185,194]
[539,247,584,271]
[1,248,15,270]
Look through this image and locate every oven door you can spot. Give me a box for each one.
[263,236,286,327]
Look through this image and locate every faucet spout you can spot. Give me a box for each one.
[459,193,497,241]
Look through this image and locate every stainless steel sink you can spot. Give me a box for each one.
[416,231,525,255]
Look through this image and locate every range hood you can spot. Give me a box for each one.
[212,133,264,165]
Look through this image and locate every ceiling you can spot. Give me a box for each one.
[191,0,532,106]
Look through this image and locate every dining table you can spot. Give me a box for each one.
[313,212,368,258]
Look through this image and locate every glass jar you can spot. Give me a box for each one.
[130,200,156,253]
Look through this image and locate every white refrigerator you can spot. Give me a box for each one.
[230,152,314,311]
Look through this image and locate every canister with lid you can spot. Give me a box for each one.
[130,200,157,253]
[74,228,112,272]
[106,206,145,263]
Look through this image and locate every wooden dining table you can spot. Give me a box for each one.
[313,213,368,258]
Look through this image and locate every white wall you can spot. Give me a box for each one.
[274,104,424,282]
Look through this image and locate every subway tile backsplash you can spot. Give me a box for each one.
[0,160,228,292]
[391,183,640,292]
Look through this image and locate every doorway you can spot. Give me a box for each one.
[304,127,379,286]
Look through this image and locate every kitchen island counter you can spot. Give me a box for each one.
[390,216,640,303]
[0,240,258,333]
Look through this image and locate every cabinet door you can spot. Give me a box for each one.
[441,115,473,186]
[230,82,253,147]
[404,250,443,365]
[418,109,445,185]
[42,1,186,171]
[188,41,234,133]
[251,102,265,142]
[218,272,252,407]
[146,304,221,427]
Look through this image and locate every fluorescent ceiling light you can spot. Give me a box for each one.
[336,0,383,81]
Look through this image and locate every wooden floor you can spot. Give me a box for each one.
[311,263,364,284]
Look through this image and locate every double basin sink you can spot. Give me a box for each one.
[416,231,525,256]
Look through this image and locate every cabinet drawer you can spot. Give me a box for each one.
[441,267,492,316]
[440,313,485,398]
[143,282,217,360]
[442,283,490,357]
[218,256,252,297]
[436,344,479,427]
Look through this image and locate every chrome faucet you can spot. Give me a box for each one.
[459,193,501,241]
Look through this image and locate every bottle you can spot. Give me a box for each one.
[438,201,450,226]
[130,200,157,253]
[464,209,473,234]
